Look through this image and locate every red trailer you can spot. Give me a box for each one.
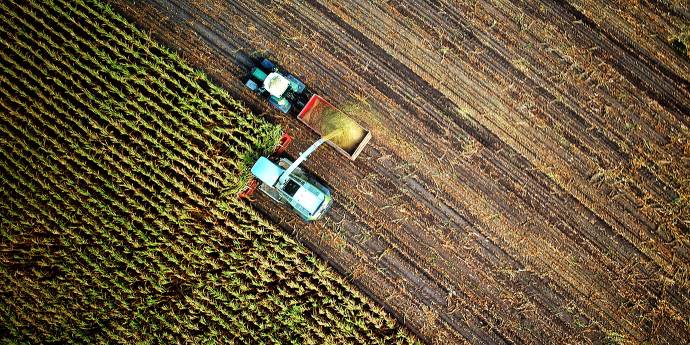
[297,95,372,161]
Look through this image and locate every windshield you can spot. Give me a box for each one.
[283,179,301,197]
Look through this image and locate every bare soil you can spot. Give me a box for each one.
[109,0,690,343]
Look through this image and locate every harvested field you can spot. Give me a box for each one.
[0,0,417,343]
[114,0,690,343]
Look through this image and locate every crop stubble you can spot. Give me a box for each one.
[109,0,690,344]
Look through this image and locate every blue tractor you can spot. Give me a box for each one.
[244,58,311,114]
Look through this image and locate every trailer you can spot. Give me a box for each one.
[297,95,371,161]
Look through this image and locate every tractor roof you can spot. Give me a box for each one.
[264,72,290,97]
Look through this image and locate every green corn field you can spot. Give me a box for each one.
[0,0,416,343]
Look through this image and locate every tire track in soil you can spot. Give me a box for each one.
[109,0,690,344]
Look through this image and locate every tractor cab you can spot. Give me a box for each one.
[244,58,311,113]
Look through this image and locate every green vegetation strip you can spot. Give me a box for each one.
[0,0,416,343]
